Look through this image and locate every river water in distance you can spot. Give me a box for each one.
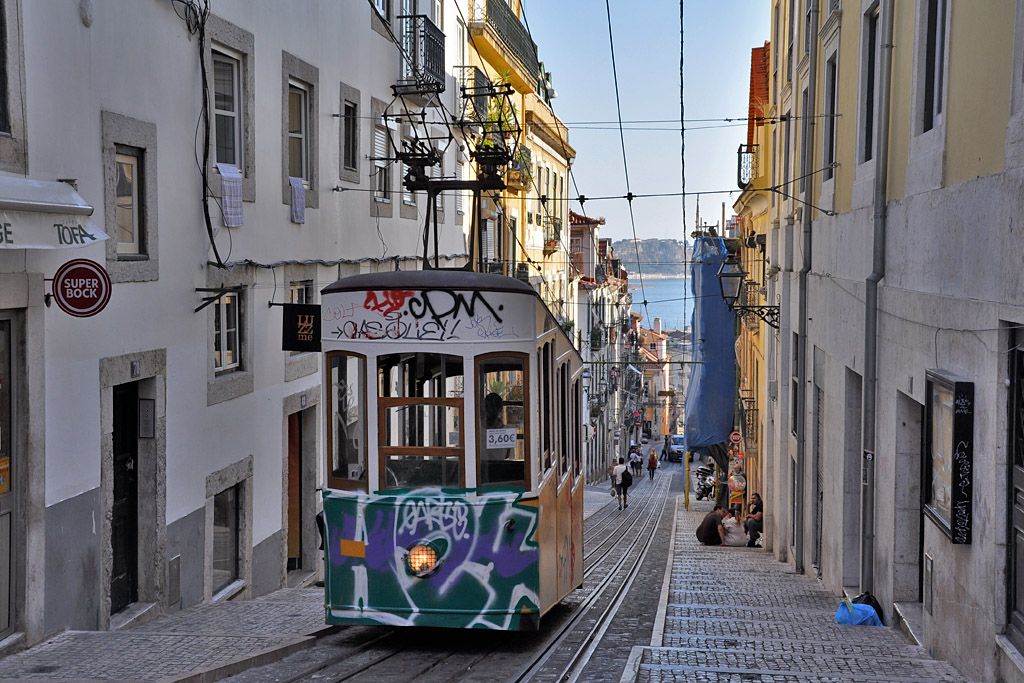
[628,277,694,332]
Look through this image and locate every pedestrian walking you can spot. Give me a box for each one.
[630,449,642,477]
[612,457,630,510]
[647,452,658,480]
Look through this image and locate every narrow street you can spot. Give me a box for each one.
[0,464,965,682]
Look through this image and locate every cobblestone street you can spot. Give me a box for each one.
[624,493,969,682]
[0,470,970,682]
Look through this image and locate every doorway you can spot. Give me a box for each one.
[1008,328,1024,651]
[0,320,13,638]
[111,383,139,616]
[287,412,302,571]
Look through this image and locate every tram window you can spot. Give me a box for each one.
[327,352,367,490]
[476,354,528,486]
[573,378,581,475]
[541,343,551,470]
[377,352,464,489]
[558,365,567,477]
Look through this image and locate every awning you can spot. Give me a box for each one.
[0,175,108,249]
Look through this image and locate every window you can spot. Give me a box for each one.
[772,3,779,103]
[456,161,465,214]
[434,147,444,212]
[212,485,240,594]
[288,83,309,181]
[799,88,809,192]
[921,0,947,133]
[402,138,414,205]
[924,370,974,543]
[823,56,838,180]
[434,0,443,26]
[374,126,390,200]
[771,129,777,206]
[862,5,880,162]
[649,342,656,351]
[213,50,242,168]
[343,100,358,171]
[0,3,10,135]
[374,0,389,18]
[214,292,240,373]
[115,149,143,256]
[327,352,368,490]
[378,353,464,489]
[783,113,791,189]
[477,354,529,487]
[456,18,467,66]
[787,0,795,82]
[282,52,319,206]
[288,280,314,305]
[804,0,813,55]
[541,342,552,469]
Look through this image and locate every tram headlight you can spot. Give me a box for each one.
[405,541,443,577]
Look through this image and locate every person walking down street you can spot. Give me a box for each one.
[696,505,726,545]
[745,492,764,547]
[612,457,629,510]
[630,449,642,478]
[647,452,658,480]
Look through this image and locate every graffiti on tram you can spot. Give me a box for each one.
[324,288,521,341]
[323,487,540,630]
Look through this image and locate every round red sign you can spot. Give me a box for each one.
[729,430,742,444]
[52,258,111,318]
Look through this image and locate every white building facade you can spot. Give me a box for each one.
[0,0,475,647]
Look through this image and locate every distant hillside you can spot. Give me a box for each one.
[611,239,688,277]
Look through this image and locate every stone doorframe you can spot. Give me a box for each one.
[98,349,167,630]
[282,386,322,583]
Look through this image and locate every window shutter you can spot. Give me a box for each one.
[374,127,388,167]
[455,162,464,213]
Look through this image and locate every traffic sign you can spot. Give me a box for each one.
[52,258,111,317]
[729,431,742,444]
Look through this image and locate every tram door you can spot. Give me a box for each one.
[0,320,12,637]
[111,383,139,615]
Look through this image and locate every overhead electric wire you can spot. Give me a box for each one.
[603,0,650,324]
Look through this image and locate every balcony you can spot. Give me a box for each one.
[454,65,490,123]
[737,144,759,188]
[543,217,561,254]
[395,15,445,97]
[740,280,763,331]
[469,0,540,93]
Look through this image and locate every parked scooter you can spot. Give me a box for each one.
[693,465,715,501]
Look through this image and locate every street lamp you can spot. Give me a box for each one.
[716,255,780,329]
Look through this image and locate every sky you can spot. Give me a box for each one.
[523,1,771,243]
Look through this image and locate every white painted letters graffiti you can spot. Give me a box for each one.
[399,499,470,540]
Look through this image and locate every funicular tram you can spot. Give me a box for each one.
[319,269,585,630]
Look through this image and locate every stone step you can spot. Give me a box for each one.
[664,615,913,644]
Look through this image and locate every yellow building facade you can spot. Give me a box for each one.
[759,1,1024,680]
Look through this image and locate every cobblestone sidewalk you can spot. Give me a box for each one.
[622,497,970,682]
[0,588,329,682]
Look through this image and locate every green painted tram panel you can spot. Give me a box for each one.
[323,486,541,630]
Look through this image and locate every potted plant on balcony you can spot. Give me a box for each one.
[506,146,532,193]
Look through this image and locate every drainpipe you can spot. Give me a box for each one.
[793,0,819,575]
[861,0,895,595]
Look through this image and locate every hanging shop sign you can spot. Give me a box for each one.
[282,303,321,352]
[52,258,111,317]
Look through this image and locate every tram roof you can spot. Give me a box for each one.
[322,268,541,297]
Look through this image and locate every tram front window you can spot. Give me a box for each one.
[327,352,367,490]
[477,354,528,486]
[378,352,464,489]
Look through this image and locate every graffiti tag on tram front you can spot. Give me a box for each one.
[327,288,516,341]
[398,498,470,541]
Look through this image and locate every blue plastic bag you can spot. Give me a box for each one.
[835,598,882,626]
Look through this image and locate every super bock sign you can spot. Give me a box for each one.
[51,258,111,318]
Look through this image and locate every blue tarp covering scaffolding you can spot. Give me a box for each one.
[684,237,735,452]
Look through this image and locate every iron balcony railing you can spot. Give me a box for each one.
[737,143,759,188]
[398,15,445,92]
[741,280,762,330]
[472,0,540,87]
[454,65,490,122]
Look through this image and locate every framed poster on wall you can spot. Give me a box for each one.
[924,369,974,544]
